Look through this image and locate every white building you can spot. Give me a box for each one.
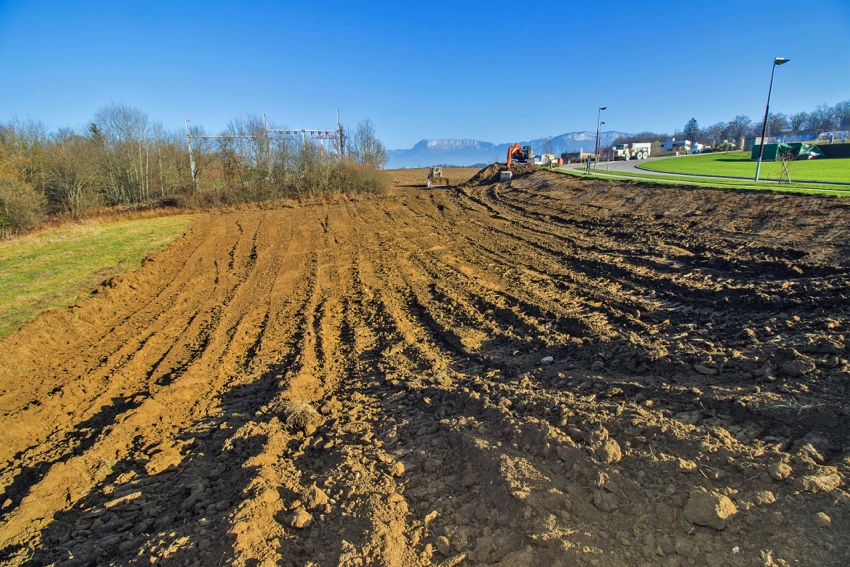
[663,138,691,153]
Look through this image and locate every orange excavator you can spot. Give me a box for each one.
[501,144,533,181]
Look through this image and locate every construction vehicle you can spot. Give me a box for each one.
[538,153,563,167]
[500,144,533,181]
[426,166,449,188]
[612,142,652,161]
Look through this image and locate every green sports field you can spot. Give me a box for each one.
[641,151,850,183]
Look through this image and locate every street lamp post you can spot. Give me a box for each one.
[594,106,606,170]
[754,58,790,182]
[599,122,606,162]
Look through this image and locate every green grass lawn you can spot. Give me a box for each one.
[0,214,194,337]
[641,151,850,183]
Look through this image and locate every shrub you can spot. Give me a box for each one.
[332,160,390,195]
[0,176,45,234]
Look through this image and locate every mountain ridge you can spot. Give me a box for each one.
[386,131,630,168]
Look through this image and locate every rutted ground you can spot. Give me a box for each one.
[1,167,849,567]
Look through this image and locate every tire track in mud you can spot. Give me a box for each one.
[2,172,850,566]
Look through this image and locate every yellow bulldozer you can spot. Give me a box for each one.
[426,166,449,188]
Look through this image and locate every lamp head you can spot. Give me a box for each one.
[599,106,607,110]
[774,57,790,65]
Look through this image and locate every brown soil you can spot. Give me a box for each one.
[1,167,849,567]
[385,167,481,188]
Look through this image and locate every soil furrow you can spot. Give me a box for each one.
[1,170,849,566]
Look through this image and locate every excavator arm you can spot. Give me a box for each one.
[506,143,523,169]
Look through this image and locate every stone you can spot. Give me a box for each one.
[768,462,792,481]
[684,487,738,530]
[594,439,623,464]
[591,360,605,371]
[439,553,467,567]
[540,356,554,365]
[390,461,406,477]
[593,490,619,512]
[286,509,313,529]
[144,447,182,476]
[104,491,143,509]
[781,359,816,377]
[814,512,831,528]
[694,364,717,376]
[435,535,452,556]
[754,490,776,506]
[673,411,705,426]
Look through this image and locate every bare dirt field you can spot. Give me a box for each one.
[1,166,849,566]
[385,168,482,189]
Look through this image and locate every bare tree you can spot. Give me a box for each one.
[834,100,850,129]
[348,119,387,169]
[789,112,808,132]
[805,104,837,131]
[725,115,753,142]
[91,103,161,203]
[45,134,101,218]
[702,122,726,146]
[767,113,789,136]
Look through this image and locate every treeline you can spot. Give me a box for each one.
[0,104,389,234]
[613,99,850,147]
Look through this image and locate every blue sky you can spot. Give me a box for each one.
[1,0,848,149]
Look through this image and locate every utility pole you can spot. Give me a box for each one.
[185,120,197,187]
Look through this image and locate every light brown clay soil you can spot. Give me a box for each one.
[385,168,482,188]
[1,166,849,567]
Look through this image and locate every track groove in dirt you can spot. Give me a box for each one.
[1,168,849,566]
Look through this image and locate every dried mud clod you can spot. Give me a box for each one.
[284,400,323,436]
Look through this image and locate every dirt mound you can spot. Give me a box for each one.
[462,162,539,186]
[1,171,849,566]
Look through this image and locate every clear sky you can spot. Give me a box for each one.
[1,0,848,149]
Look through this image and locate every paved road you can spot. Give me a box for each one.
[563,156,662,175]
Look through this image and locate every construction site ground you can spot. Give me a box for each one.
[1,165,849,567]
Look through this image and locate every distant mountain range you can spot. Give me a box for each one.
[386,131,630,169]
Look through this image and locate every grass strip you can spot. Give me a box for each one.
[0,215,195,337]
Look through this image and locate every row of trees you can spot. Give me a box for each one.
[0,104,389,234]
[612,99,850,149]
[679,99,850,147]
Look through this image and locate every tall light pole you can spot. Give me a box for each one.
[594,106,606,170]
[599,122,606,162]
[754,58,790,182]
